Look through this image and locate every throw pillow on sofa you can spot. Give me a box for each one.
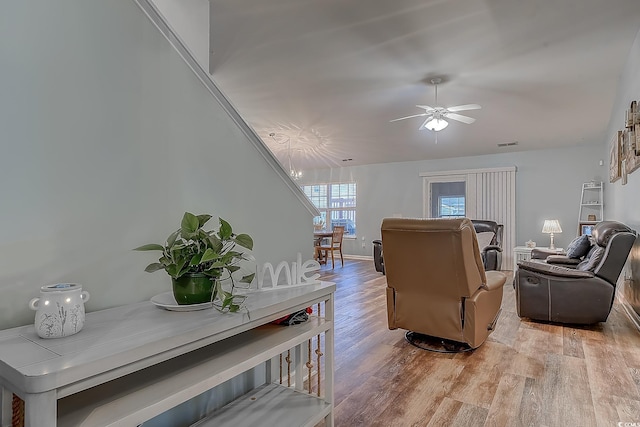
[566,234,591,259]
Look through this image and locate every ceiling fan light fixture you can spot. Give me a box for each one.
[424,118,449,131]
[390,77,479,134]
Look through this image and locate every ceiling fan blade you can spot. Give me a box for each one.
[447,104,482,112]
[446,112,476,124]
[418,117,432,131]
[416,105,436,111]
[389,113,428,122]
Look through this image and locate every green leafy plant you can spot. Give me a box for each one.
[134,212,255,312]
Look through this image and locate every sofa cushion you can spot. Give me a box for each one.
[566,234,591,259]
[576,246,605,272]
[476,232,495,250]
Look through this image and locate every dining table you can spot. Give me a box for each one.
[313,230,333,264]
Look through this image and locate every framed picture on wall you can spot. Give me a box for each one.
[625,127,640,174]
[579,222,596,236]
[609,131,622,183]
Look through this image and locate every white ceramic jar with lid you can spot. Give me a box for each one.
[29,283,90,338]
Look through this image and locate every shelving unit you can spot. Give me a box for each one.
[0,282,335,427]
[578,181,603,224]
[192,384,331,427]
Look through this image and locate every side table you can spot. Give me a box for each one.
[0,282,336,426]
[512,246,563,274]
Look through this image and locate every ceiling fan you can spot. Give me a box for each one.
[390,78,481,132]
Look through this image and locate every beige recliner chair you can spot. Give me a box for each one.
[382,218,506,350]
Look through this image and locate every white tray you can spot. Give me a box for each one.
[150,292,212,311]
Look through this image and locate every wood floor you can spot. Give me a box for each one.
[316,259,640,427]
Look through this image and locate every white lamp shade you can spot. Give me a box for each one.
[542,219,562,234]
[424,118,449,131]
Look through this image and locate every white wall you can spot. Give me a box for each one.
[604,27,640,316]
[151,0,210,69]
[604,28,640,226]
[299,144,604,257]
[0,1,312,330]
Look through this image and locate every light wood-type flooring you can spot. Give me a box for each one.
[316,259,640,427]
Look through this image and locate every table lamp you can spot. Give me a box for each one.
[542,219,562,250]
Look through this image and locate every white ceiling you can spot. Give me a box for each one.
[208,0,640,170]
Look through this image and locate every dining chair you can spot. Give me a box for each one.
[315,226,345,268]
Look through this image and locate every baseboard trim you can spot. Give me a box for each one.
[343,255,373,261]
[618,293,640,332]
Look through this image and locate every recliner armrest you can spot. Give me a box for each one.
[483,271,507,291]
[531,248,565,259]
[517,260,594,278]
[482,245,502,253]
[545,255,581,266]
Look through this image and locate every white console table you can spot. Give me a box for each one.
[0,282,335,427]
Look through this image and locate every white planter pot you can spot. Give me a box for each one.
[29,283,90,339]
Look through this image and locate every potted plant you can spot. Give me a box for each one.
[134,212,255,312]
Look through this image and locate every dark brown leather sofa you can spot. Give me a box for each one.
[472,220,504,271]
[515,220,636,324]
[372,238,384,273]
[382,218,506,349]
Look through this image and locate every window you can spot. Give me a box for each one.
[438,195,465,218]
[426,179,466,218]
[302,183,356,236]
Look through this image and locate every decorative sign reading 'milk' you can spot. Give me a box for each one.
[256,253,321,289]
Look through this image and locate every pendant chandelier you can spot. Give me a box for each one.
[270,132,302,180]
